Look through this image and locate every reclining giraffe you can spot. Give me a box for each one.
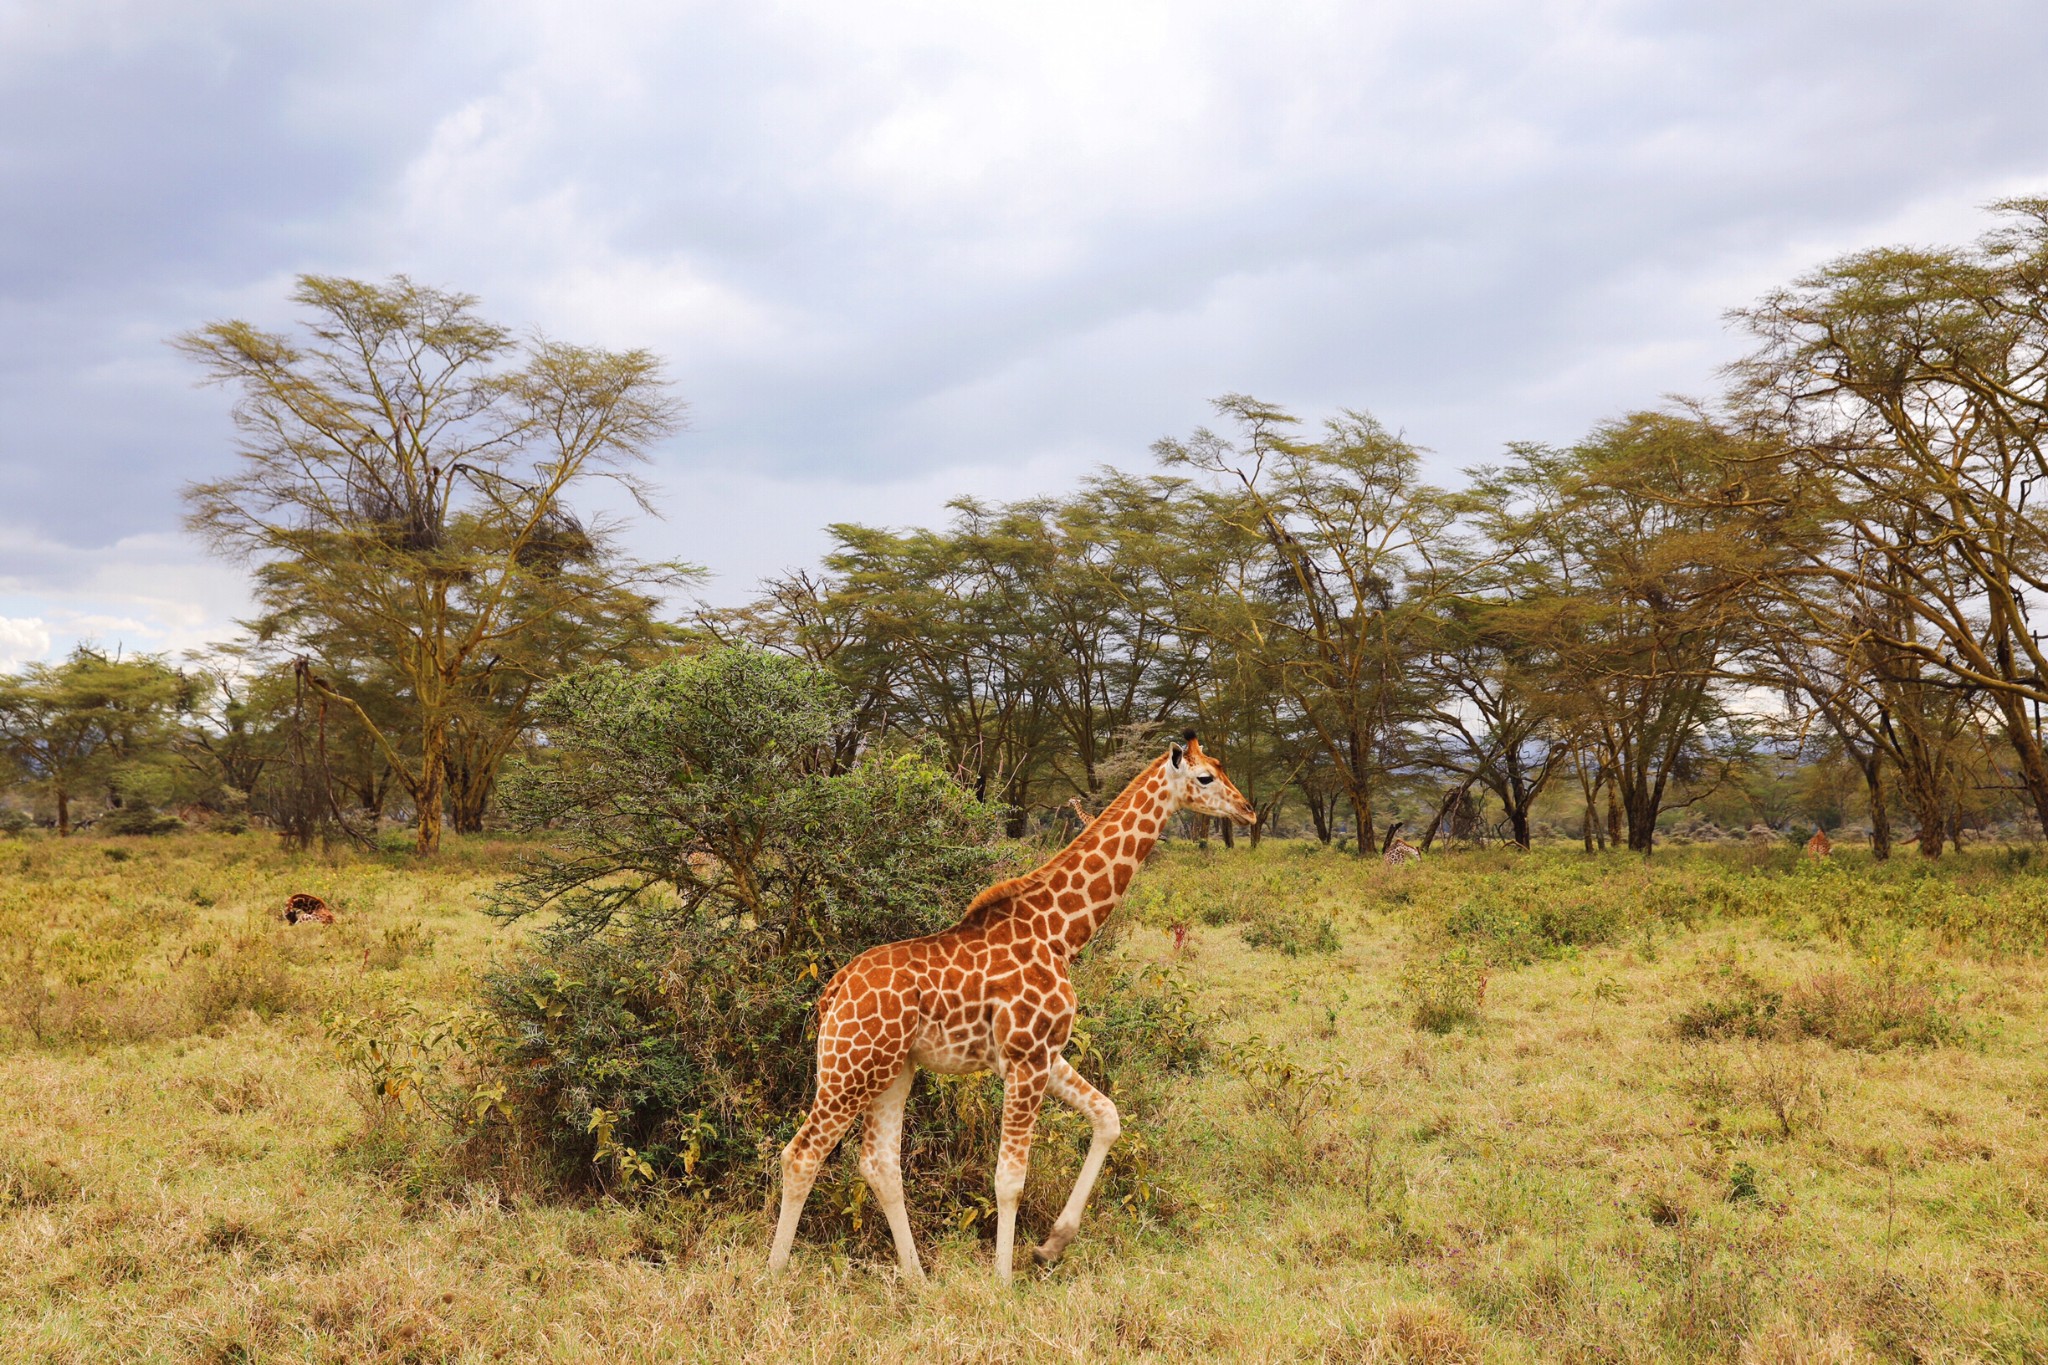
[1382,821,1421,867]
[768,731,1256,1284]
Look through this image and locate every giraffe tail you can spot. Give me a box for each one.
[815,962,854,1029]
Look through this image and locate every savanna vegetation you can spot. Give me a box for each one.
[5,195,2048,1360]
[3,831,2046,1361]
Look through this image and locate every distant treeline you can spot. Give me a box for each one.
[8,204,2048,857]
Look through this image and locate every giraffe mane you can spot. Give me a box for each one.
[945,755,1170,934]
[951,875,1039,931]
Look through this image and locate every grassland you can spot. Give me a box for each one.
[2,832,2046,1363]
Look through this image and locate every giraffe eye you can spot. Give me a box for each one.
[1197,774,1215,785]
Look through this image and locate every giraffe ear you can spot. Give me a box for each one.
[1170,744,1184,768]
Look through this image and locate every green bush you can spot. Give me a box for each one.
[1674,959,1965,1051]
[476,649,1012,1199]
[1242,905,1341,956]
[100,804,185,837]
[1400,945,1489,1033]
[1444,878,1624,963]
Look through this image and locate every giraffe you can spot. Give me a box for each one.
[767,730,1256,1284]
[1804,828,1832,862]
[1064,795,1097,828]
[1381,821,1421,868]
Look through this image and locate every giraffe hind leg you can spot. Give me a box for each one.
[1033,1054,1120,1267]
[857,1062,925,1283]
[767,1093,860,1275]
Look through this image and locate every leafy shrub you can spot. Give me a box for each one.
[186,936,299,1027]
[1444,881,1623,963]
[1226,1036,1349,1137]
[475,649,1011,1199]
[1400,945,1489,1033]
[1242,904,1340,956]
[0,808,30,837]
[1675,989,1781,1042]
[100,804,185,837]
[1675,958,1965,1051]
[1068,958,1211,1094]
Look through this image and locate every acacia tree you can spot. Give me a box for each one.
[0,648,188,834]
[180,275,689,853]
[1158,396,1455,853]
[1485,418,1765,852]
[1732,199,2048,838]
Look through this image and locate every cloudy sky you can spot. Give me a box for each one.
[3,0,2046,668]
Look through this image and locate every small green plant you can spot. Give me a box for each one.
[1727,1161,1762,1203]
[321,1002,503,1129]
[365,921,437,970]
[1399,944,1488,1033]
[1241,904,1340,956]
[1742,1041,1828,1138]
[186,936,298,1027]
[1675,957,1965,1051]
[1226,1037,1349,1138]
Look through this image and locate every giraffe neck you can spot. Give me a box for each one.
[1035,758,1177,959]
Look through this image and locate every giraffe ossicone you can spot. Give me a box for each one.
[766,731,1256,1284]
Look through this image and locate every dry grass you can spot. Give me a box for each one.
[1,832,2046,1361]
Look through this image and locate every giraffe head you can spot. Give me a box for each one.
[1164,729,1257,826]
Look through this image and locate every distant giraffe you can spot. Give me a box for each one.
[282,892,334,925]
[768,731,1256,1284]
[1804,828,1832,862]
[1381,821,1421,867]
[1064,796,1097,828]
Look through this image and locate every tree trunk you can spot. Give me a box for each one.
[1581,800,1595,853]
[1349,793,1375,856]
[415,726,446,855]
[1995,699,2048,840]
[1911,795,1944,859]
[450,767,492,835]
[1507,805,1532,849]
[1306,790,1331,844]
[1220,818,1235,849]
[56,785,70,837]
[1623,778,1658,853]
[1605,784,1623,848]
[1863,757,1892,862]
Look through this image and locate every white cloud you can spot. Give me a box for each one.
[4,0,2048,647]
[0,616,49,670]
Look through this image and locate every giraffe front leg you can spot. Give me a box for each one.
[992,1054,1051,1284]
[1033,1054,1120,1267]
[857,1063,925,1284]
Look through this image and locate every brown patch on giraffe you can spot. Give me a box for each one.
[1083,852,1107,873]
[1057,891,1083,912]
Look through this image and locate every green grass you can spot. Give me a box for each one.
[3,832,2047,1361]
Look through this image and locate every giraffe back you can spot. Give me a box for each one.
[1384,838,1421,867]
